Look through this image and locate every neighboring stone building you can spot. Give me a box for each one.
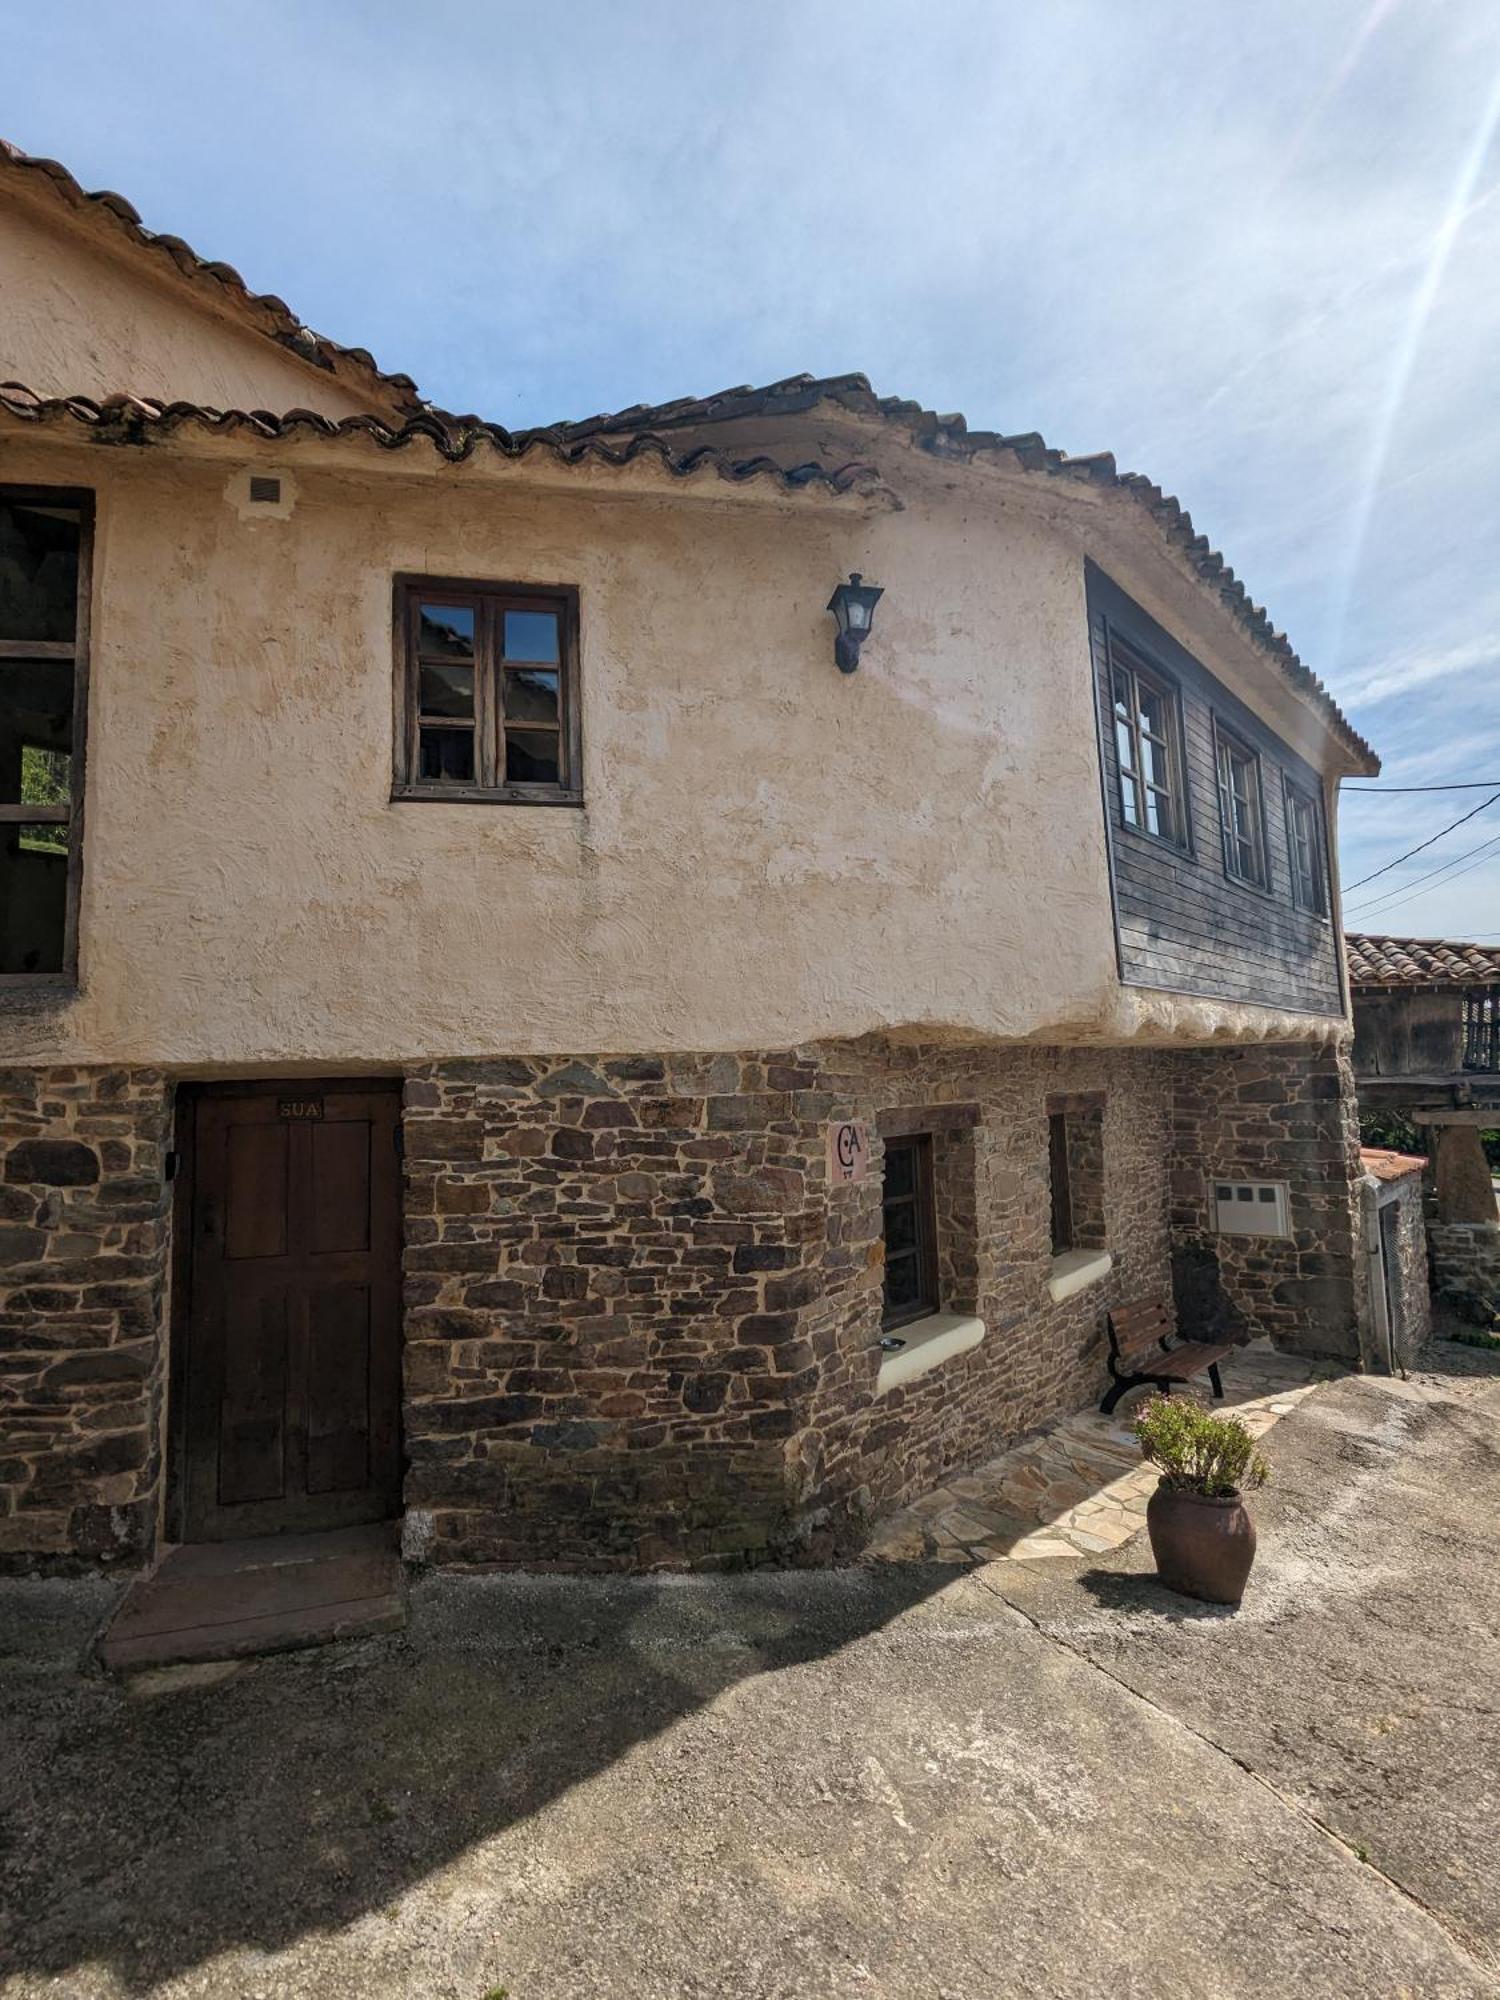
[1347,933,1500,1309]
[0,140,1381,1577]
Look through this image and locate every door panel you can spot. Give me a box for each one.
[180,1084,402,1541]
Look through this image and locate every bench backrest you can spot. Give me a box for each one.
[1108,1297,1174,1361]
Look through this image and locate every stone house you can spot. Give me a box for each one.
[0,140,1381,1576]
[1348,932,1500,1306]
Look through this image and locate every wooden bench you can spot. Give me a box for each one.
[1100,1296,1232,1416]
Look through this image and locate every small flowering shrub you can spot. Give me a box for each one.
[1133,1396,1269,1497]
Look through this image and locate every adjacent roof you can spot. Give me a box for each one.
[0,384,880,500]
[0,139,421,414]
[556,373,1377,772]
[1359,1147,1425,1183]
[1346,933,1500,988]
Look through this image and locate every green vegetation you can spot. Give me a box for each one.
[1134,1397,1269,1497]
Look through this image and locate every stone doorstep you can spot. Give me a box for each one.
[97,1523,406,1673]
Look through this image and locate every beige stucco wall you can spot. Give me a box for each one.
[0,432,1348,1067]
[0,193,383,419]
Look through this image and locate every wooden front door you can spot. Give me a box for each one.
[179,1083,403,1542]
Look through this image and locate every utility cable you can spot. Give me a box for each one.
[1344,828,1500,916]
[1339,788,1500,893]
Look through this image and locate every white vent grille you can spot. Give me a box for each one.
[1213,1180,1292,1238]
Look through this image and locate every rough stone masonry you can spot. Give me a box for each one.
[0,1038,1365,1572]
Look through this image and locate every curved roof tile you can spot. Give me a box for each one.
[1346,933,1500,988]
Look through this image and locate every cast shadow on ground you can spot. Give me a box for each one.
[1,1562,959,1991]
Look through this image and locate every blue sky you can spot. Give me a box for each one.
[8,0,1500,938]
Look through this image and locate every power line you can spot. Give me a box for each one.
[1343,781,1500,793]
[1345,830,1500,918]
[1339,788,1500,894]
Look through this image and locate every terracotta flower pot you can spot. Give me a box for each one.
[1146,1482,1257,1605]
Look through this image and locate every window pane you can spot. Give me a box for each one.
[416,604,475,658]
[1141,734,1172,790]
[504,668,559,728]
[1115,718,1136,776]
[0,501,80,643]
[503,609,559,663]
[418,727,475,783]
[0,823,68,973]
[0,658,74,805]
[1120,774,1142,827]
[884,1251,920,1313]
[418,662,474,719]
[505,730,560,784]
[1144,789,1166,838]
[883,1141,915,1199]
[883,1198,917,1255]
[1138,682,1171,738]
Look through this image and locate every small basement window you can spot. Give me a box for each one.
[1214,1180,1292,1239]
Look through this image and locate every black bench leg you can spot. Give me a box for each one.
[1100,1375,1133,1416]
[1208,1362,1224,1400]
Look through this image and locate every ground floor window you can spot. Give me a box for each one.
[1046,1095,1106,1256]
[881,1132,939,1328]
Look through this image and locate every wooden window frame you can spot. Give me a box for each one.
[881,1132,940,1331]
[1213,720,1270,891]
[0,484,93,987]
[1108,633,1190,852]
[1283,776,1329,917]
[1048,1110,1074,1255]
[392,573,582,805]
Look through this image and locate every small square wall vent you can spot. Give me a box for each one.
[248,476,283,505]
[1213,1180,1292,1239]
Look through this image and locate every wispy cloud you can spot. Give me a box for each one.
[5,0,1500,937]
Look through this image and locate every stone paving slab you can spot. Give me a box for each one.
[864,1339,1335,1567]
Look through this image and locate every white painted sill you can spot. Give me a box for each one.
[1047,1248,1114,1304]
[875,1312,985,1396]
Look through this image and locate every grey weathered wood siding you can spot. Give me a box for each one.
[1087,562,1343,1015]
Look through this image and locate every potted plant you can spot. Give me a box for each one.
[1133,1395,1269,1605]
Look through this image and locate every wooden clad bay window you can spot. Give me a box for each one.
[1284,779,1328,915]
[1110,638,1186,845]
[1215,724,1268,888]
[0,488,91,981]
[881,1133,939,1329]
[393,575,581,803]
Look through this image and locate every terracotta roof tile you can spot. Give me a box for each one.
[1346,933,1500,988]
[555,373,1377,772]
[0,383,883,500]
[1359,1147,1425,1183]
[0,139,421,411]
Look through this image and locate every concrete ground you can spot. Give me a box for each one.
[3,1345,1498,2000]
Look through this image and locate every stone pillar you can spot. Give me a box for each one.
[0,1067,173,1568]
[1432,1124,1496,1224]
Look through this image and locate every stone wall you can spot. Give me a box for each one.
[1168,1042,1366,1361]
[401,1044,1184,1566]
[400,1054,832,1569]
[1429,1221,1500,1316]
[1376,1174,1432,1365]
[803,1046,1175,1539]
[0,1066,172,1568]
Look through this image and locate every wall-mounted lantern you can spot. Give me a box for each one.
[826,572,884,674]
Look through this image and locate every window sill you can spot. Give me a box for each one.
[392,786,584,807]
[1047,1248,1113,1303]
[875,1312,985,1396]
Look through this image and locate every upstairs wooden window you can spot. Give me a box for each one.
[1284,779,1328,916]
[1215,725,1268,888]
[0,487,91,982]
[881,1133,939,1330]
[393,576,581,803]
[1110,640,1186,846]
